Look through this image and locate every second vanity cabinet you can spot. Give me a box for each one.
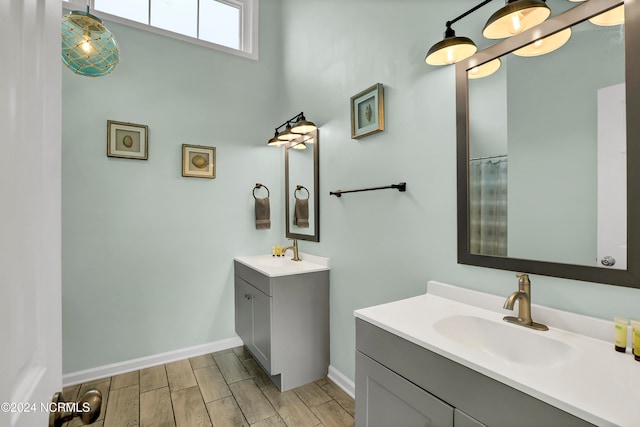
[234,259,329,391]
[355,319,594,427]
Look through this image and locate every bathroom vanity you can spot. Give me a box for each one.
[354,281,639,427]
[234,254,329,391]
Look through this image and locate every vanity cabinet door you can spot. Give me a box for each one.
[250,284,271,370]
[356,351,454,427]
[235,277,272,371]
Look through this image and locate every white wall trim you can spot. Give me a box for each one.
[327,365,355,399]
[63,336,243,387]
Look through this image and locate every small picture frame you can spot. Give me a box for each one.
[350,83,385,139]
[182,144,216,179]
[107,120,148,160]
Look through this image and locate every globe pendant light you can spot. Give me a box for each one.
[426,26,477,66]
[512,27,572,57]
[61,7,119,77]
[483,0,551,39]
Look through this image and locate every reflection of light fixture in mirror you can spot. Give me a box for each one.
[61,5,119,77]
[268,112,316,148]
[589,5,624,26]
[512,27,572,57]
[426,26,477,65]
[483,0,551,39]
[467,58,502,79]
[291,142,307,150]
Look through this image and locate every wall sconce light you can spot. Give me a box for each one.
[61,3,119,77]
[568,1,625,26]
[426,0,566,78]
[482,0,551,39]
[267,113,317,148]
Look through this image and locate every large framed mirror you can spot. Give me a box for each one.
[285,130,320,242]
[456,0,640,288]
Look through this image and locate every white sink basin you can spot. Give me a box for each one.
[235,253,330,277]
[433,315,578,368]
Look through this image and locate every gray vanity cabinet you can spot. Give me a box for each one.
[234,260,329,391]
[355,319,594,427]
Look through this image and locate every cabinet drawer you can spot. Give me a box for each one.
[234,260,272,296]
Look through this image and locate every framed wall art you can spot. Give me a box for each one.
[350,83,384,139]
[107,120,149,160]
[182,144,216,179]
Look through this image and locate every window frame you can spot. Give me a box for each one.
[62,0,259,60]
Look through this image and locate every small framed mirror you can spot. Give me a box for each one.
[285,130,319,242]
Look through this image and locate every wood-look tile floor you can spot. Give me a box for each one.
[62,346,354,427]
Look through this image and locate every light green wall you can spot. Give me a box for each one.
[63,0,640,384]
[280,0,640,382]
[62,4,286,373]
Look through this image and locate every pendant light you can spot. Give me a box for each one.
[61,5,119,77]
[467,58,502,79]
[483,0,551,39]
[512,27,572,57]
[426,26,477,65]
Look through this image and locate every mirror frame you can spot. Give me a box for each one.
[285,129,320,242]
[456,0,640,288]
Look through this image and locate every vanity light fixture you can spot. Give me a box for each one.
[425,0,494,66]
[512,27,572,56]
[61,3,119,77]
[467,58,502,79]
[567,1,624,26]
[483,0,551,39]
[266,112,317,148]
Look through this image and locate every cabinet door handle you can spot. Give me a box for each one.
[244,294,252,300]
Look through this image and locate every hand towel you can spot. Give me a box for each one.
[294,198,309,228]
[255,197,270,230]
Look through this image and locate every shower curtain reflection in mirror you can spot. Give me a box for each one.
[470,156,508,256]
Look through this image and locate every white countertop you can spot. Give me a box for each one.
[234,253,330,277]
[354,281,639,427]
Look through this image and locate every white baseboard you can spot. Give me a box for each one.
[63,336,243,387]
[327,365,355,399]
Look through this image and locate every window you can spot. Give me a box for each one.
[63,0,258,59]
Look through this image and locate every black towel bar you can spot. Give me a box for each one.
[330,182,406,197]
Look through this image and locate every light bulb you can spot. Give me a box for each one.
[446,48,455,64]
[81,34,92,53]
[511,13,522,34]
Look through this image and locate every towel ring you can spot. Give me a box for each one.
[295,185,309,200]
[253,183,270,199]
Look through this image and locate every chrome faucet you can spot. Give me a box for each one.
[282,239,301,261]
[503,273,548,331]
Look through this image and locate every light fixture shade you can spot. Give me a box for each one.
[512,27,572,57]
[589,5,624,26]
[277,124,301,141]
[291,116,317,134]
[467,58,502,79]
[483,0,551,39]
[291,142,307,150]
[426,28,477,66]
[267,132,281,146]
[61,11,119,77]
